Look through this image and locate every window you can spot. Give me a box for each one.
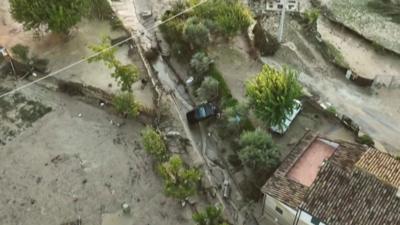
[275,206,283,215]
[311,217,320,225]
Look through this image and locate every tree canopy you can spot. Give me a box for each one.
[193,205,228,225]
[246,65,302,128]
[89,37,139,92]
[141,127,168,162]
[196,77,220,101]
[239,129,280,170]
[9,0,91,33]
[159,155,202,200]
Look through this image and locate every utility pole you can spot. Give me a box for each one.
[277,0,287,43]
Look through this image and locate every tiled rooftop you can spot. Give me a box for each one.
[301,162,400,225]
[356,149,400,187]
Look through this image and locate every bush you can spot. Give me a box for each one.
[190,52,213,81]
[192,0,252,36]
[196,76,220,101]
[356,134,374,147]
[113,92,141,118]
[183,17,210,49]
[141,127,168,161]
[193,205,228,225]
[159,155,202,200]
[218,102,250,137]
[239,129,280,170]
[11,44,29,63]
[303,8,320,26]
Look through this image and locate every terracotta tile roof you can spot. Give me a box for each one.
[328,141,368,172]
[356,149,400,187]
[261,132,316,208]
[261,132,368,209]
[301,162,400,225]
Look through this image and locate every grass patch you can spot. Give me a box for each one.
[321,41,349,69]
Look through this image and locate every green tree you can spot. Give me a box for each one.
[193,205,228,225]
[219,102,250,137]
[190,52,213,78]
[9,0,91,34]
[88,36,118,68]
[192,0,252,36]
[183,17,210,49]
[239,129,280,170]
[89,37,139,92]
[141,127,168,161]
[246,65,302,129]
[113,92,141,118]
[196,77,219,101]
[159,155,202,200]
[112,63,139,92]
[11,44,29,63]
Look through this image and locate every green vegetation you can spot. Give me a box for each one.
[322,41,349,69]
[190,52,213,82]
[183,17,210,49]
[326,105,337,116]
[193,205,229,225]
[238,129,280,170]
[141,127,168,162]
[246,65,302,129]
[160,0,252,59]
[356,134,375,147]
[89,0,113,20]
[11,44,29,63]
[159,154,202,200]
[113,92,141,118]
[367,0,400,24]
[196,77,220,101]
[9,0,91,34]
[304,8,320,26]
[89,37,139,92]
[218,102,251,137]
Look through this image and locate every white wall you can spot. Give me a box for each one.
[263,195,326,225]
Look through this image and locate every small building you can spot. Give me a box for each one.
[261,132,400,225]
[266,0,299,12]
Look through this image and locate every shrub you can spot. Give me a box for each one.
[11,44,29,63]
[183,17,210,49]
[356,134,375,147]
[113,92,141,118]
[141,127,168,161]
[196,76,220,101]
[239,129,280,170]
[304,8,320,25]
[193,205,228,225]
[159,155,202,200]
[190,52,213,81]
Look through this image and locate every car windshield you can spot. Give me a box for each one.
[196,107,207,118]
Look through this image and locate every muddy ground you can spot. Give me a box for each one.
[0,83,194,225]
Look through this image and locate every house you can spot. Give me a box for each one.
[261,132,400,225]
[265,0,299,12]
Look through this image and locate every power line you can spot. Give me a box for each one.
[0,0,208,99]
